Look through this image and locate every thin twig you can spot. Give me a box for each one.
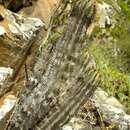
[24,62,29,82]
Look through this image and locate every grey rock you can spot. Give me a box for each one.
[93,88,130,130]
[0,7,44,97]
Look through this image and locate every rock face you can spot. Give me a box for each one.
[0,5,44,129]
[0,67,13,86]
[19,0,60,26]
[62,117,100,130]
[93,88,130,130]
[0,94,17,130]
[0,6,44,97]
[0,1,59,129]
